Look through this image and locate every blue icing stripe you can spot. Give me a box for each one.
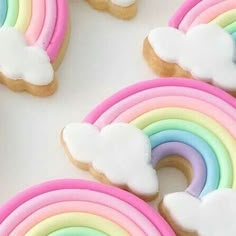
[232,32,236,41]
[150,130,220,197]
[0,0,7,26]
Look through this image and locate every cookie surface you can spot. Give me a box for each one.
[62,78,236,200]
[160,189,236,236]
[86,0,137,19]
[144,24,236,94]
[0,179,175,236]
[0,0,70,96]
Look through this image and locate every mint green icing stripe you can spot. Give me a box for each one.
[4,0,19,26]
[49,227,107,236]
[225,22,236,34]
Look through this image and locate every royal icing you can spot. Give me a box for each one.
[111,0,136,7]
[0,179,175,236]
[62,123,158,196]
[148,24,236,90]
[0,0,69,62]
[163,189,236,236]
[0,27,54,85]
[169,0,236,40]
[62,78,236,198]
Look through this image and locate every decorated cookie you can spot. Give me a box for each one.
[160,189,236,236]
[169,0,236,41]
[0,179,175,236]
[62,78,236,200]
[143,24,236,94]
[87,0,137,19]
[0,0,70,96]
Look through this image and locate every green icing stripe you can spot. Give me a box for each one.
[49,227,107,236]
[211,9,236,27]
[225,22,236,34]
[25,213,129,236]
[4,0,19,26]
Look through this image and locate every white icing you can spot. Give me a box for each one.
[62,122,158,196]
[111,0,136,7]
[0,27,54,86]
[148,24,236,90]
[163,189,236,236]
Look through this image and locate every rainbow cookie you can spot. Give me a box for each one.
[0,0,70,96]
[0,179,175,236]
[143,24,236,94]
[169,0,236,41]
[86,0,137,19]
[160,189,236,236]
[62,78,236,200]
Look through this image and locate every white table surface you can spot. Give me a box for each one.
[0,0,187,206]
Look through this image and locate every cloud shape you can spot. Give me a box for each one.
[62,122,158,197]
[163,189,236,236]
[0,27,54,85]
[148,24,236,90]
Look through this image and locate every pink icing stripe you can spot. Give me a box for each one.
[25,0,46,45]
[36,0,57,49]
[191,0,236,27]
[169,0,201,27]
[179,0,223,32]
[1,190,148,235]
[94,86,236,128]
[0,180,175,236]
[113,96,236,138]
[46,0,69,61]
[83,78,236,124]
[10,201,145,236]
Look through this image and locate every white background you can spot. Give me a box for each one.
[0,0,187,206]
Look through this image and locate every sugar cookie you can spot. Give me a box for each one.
[62,78,236,200]
[160,189,236,236]
[0,0,70,96]
[0,179,175,236]
[143,24,236,94]
[86,0,137,19]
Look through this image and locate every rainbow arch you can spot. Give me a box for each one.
[78,78,236,198]
[0,179,175,236]
[169,0,236,40]
[0,0,69,65]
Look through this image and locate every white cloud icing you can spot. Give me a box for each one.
[0,27,54,85]
[62,122,158,196]
[163,189,236,236]
[111,0,136,7]
[148,24,236,90]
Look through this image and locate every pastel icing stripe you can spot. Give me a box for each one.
[169,0,236,38]
[0,0,69,63]
[68,78,236,198]
[0,179,175,236]
[25,0,45,45]
[0,0,7,26]
[4,0,18,26]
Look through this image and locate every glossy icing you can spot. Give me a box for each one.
[0,0,69,62]
[148,24,236,90]
[63,78,236,198]
[0,179,174,236]
[111,0,136,7]
[63,123,158,196]
[163,189,236,236]
[170,0,236,39]
[0,27,54,85]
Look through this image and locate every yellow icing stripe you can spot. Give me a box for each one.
[25,213,129,236]
[15,0,32,32]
